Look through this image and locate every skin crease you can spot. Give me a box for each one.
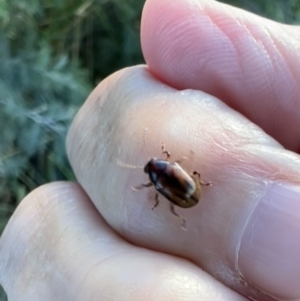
[0,0,300,301]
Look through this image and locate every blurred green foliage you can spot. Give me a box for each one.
[0,0,145,237]
[0,0,299,298]
[224,0,300,23]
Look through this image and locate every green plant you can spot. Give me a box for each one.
[0,0,146,235]
[0,33,91,231]
[222,0,300,24]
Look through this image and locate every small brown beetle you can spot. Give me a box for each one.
[133,143,212,229]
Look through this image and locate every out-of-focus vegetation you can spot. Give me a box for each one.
[0,0,144,236]
[0,0,299,298]
[226,0,300,23]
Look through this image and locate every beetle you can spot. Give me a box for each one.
[133,143,212,229]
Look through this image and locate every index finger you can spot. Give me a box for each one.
[141,0,300,151]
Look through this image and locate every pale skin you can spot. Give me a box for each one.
[1,0,300,300]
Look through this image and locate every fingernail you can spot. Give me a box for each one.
[237,183,300,300]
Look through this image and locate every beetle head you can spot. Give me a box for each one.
[144,158,157,174]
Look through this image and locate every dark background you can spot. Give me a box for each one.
[0,0,299,299]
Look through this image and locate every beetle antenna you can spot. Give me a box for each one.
[117,128,149,170]
[117,159,144,169]
[142,127,148,149]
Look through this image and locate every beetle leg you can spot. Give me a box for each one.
[131,182,153,191]
[152,193,160,210]
[193,171,212,186]
[161,143,171,161]
[169,204,187,230]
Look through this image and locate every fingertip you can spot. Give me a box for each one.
[141,0,300,151]
[237,183,300,300]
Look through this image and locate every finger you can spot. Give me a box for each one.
[0,182,243,301]
[67,65,300,301]
[141,0,300,152]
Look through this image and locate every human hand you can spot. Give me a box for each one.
[1,0,300,300]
